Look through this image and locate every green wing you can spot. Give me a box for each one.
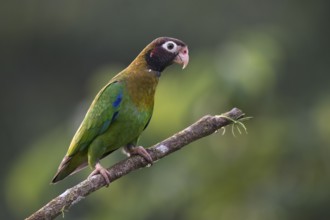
[67,80,124,156]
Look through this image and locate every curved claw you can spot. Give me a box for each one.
[124,145,153,165]
[88,163,111,187]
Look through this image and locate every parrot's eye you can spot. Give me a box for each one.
[162,41,177,53]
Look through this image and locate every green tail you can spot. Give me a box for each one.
[51,153,87,183]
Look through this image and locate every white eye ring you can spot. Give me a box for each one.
[162,41,178,53]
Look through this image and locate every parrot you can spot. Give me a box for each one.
[52,37,189,185]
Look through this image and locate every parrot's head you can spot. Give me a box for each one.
[143,37,189,72]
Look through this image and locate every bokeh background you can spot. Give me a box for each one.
[2,0,330,219]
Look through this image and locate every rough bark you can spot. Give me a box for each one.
[26,107,246,220]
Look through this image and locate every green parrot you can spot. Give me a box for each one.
[52,37,189,185]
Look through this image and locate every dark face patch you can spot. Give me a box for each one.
[145,48,177,72]
[145,37,187,72]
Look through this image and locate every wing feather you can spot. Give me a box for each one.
[67,81,124,155]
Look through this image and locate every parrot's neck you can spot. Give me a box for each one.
[122,65,159,110]
[148,68,161,77]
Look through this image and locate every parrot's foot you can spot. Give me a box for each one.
[124,145,153,165]
[88,163,111,187]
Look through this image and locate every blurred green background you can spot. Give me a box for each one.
[2,0,330,219]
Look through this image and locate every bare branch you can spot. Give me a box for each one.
[26,108,246,220]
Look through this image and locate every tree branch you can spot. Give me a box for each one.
[26,107,246,220]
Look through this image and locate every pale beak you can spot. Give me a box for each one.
[174,46,189,69]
